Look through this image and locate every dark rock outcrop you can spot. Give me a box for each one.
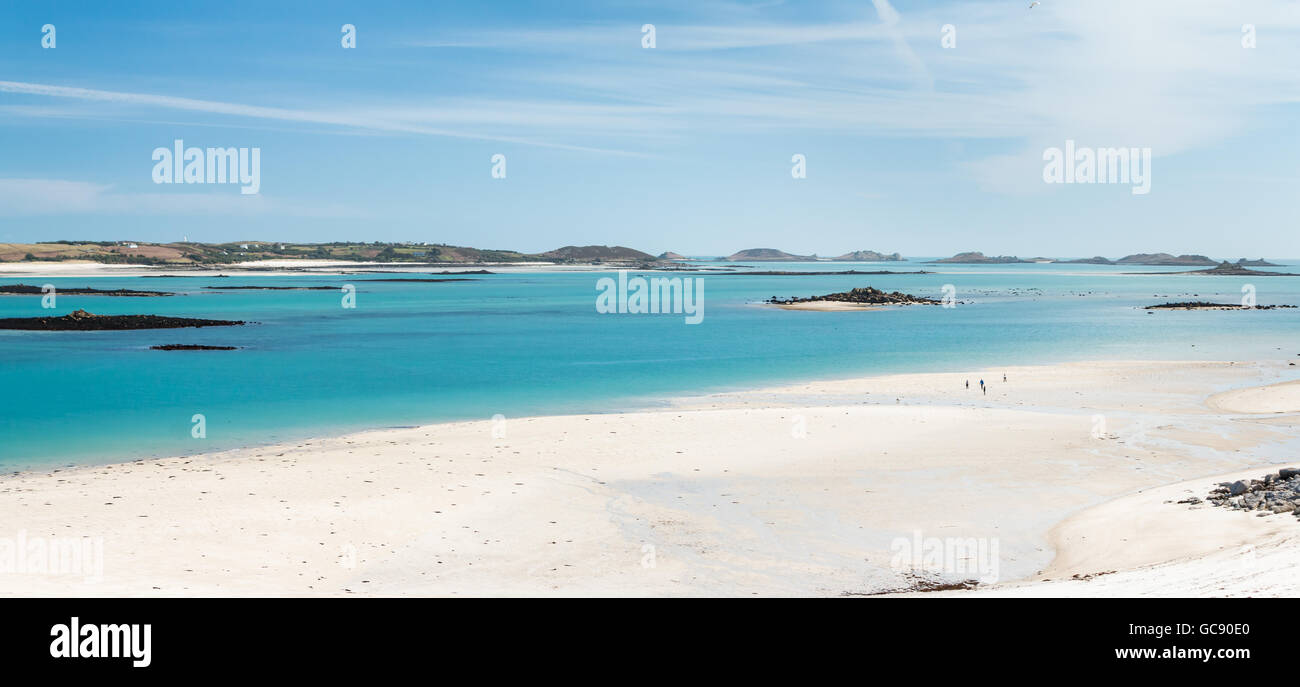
[150,344,240,351]
[1145,301,1296,310]
[0,309,246,330]
[204,285,336,290]
[0,283,174,297]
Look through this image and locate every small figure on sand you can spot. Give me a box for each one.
[1003,373,1007,382]
[980,379,985,395]
[965,379,969,390]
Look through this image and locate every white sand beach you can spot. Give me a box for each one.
[1,359,1298,597]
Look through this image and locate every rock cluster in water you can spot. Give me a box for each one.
[766,286,941,306]
[1146,301,1297,310]
[1184,468,1300,518]
[149,344,239,350]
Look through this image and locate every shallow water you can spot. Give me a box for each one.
[3,259,1299,469]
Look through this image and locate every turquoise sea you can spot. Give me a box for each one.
[4,259,1300,470]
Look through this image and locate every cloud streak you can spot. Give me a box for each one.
[0,179,366,218]
[0,81,648,157]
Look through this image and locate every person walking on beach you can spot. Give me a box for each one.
[1003,373,1007,382]
[965,379,969,390]
[979,379,985,395]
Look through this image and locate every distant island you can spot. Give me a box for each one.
[1056,256,1115,265]
[931,252,1286,267]
[724,248,902,262]
[929,252,1028,264]
[1114,253,1218,266]
[725,248,813,261]
[830,250,903,262]
[538,245,655,262]
[1060,255,1279,267]
[1131,262,1300,277]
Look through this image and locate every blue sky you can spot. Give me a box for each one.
[1,0,1297,257]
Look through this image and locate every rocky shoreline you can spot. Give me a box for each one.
[0,309,246,331]
[1181,468,1300,519]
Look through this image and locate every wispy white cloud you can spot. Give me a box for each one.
[0,81,648,157]
[399,0,1298,145]
[869,0,933,91]
[0,179,366,218]
[410,22,897,51]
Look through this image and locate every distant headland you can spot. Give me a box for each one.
[0,241,1289,270]
[723,248,902,262]
[927,252,1285,267]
